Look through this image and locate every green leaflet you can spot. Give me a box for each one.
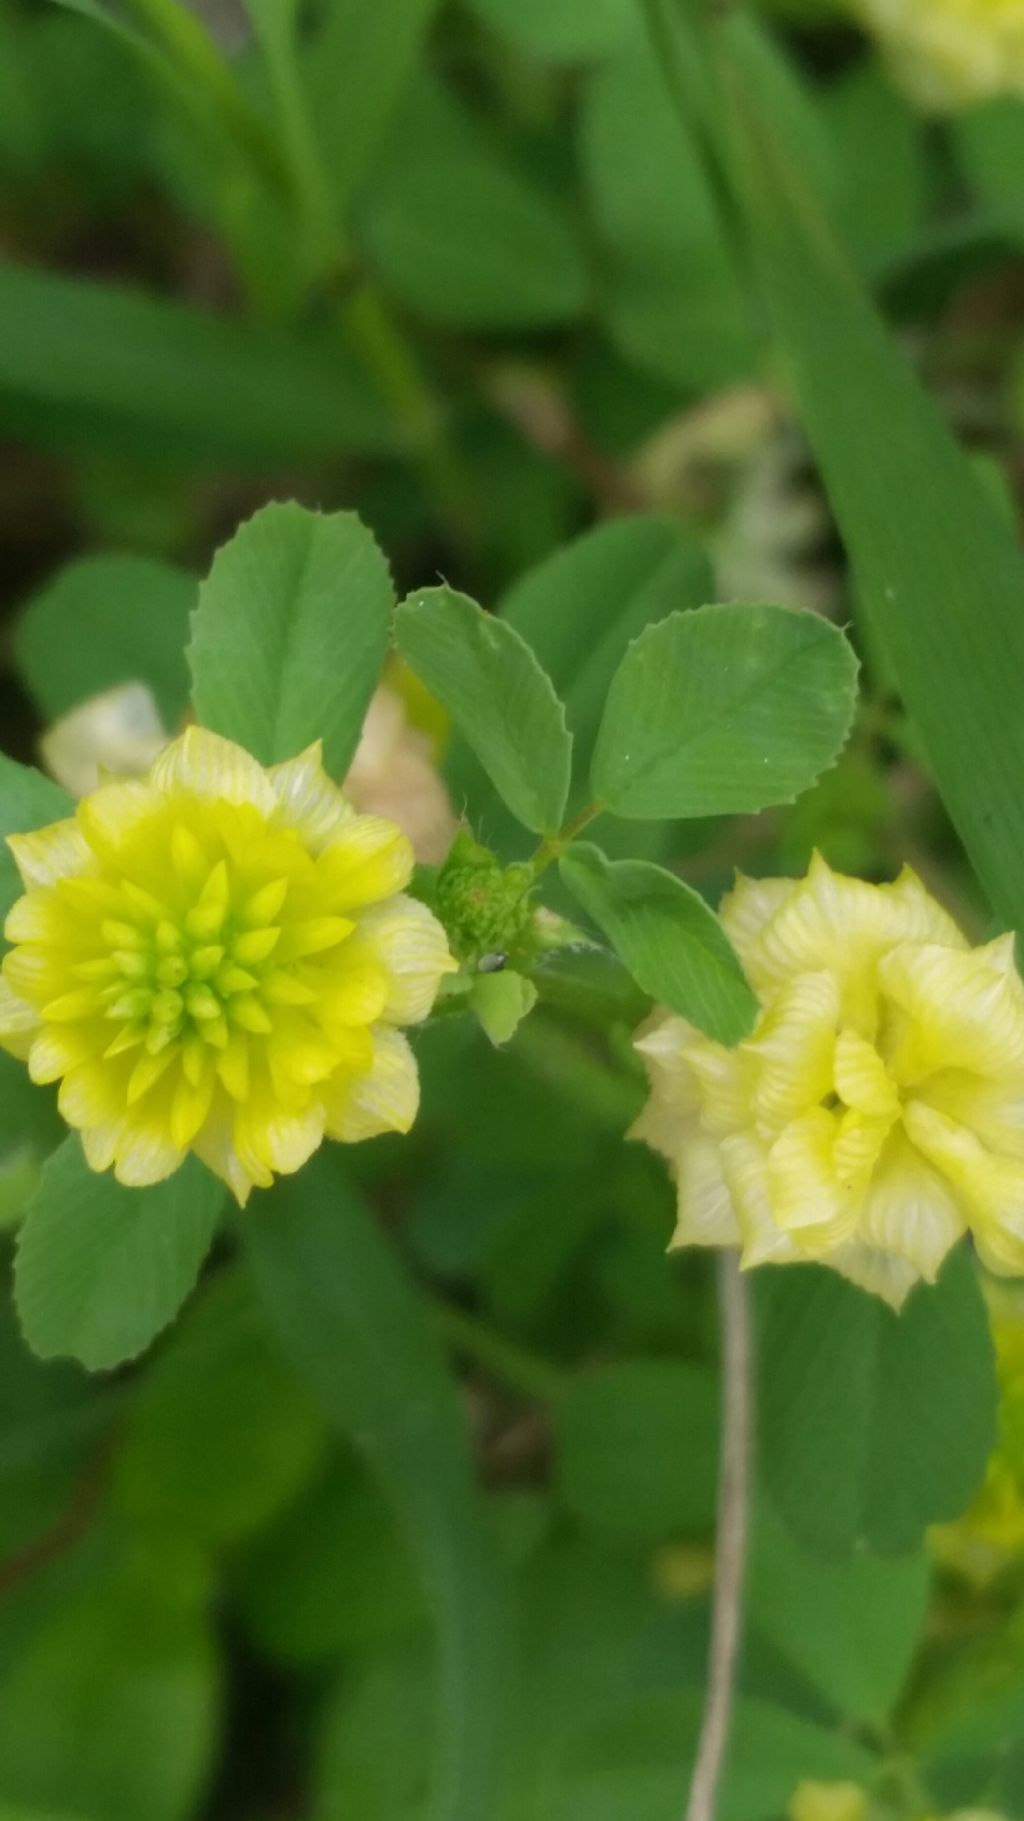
[756,1250,996,1557]
[396,585,572,835]
[15,1140,224,1371]
[590,603,859,820]
[559,844,756,1043]
[242,1152,510,1821]
[189,503,394,777]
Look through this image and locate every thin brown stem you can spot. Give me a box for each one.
[685,1252,753,1821]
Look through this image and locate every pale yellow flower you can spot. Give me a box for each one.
[0,727,455,1204]
[853,0,1024,110]
[788,1782,869,1821]
[633,854,1024,1308]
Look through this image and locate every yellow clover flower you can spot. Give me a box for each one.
[0,728,455,1204]
[633,854,1024,1308]
[852,0,1024,110]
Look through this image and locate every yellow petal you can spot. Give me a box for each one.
[343,894,455,1025]
[747,971,839,1131]
[767,1107,864,1254]
[719,1131,803,1267]
[0,978,40,1060]
[903,1100,1024,1275]
[670,1134,741,1250]
[149,726,276,813]
[880,940,1024,1083]
[718,872,799,975]
[859,1128,964,1281]
[29,1024,100,1084]
[77,778,160,861]
[322,1026,419,1141]
[826,1240,920,1312]
[318,817,414,910]
[7,819,91,888]
[833,1028,899,1117]
[267,742,353,851]
[113,1124,186,1188]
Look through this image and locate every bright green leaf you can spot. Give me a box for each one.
[0,759,73,922]
[559,844,756,1043]
[189,502,393,776]
[591,602,858,820]
[396,585,572,834]
[242,1151,510,1821]
[15,1140,224,1371]
[757,1249,996,1557]
[500,515,713,795]
[747,1498,929,1720]
[14,555,195,726]
[555,1359,720,1540]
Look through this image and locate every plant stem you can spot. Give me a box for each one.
[685,1252,753,1821]
[530,802,606,878]
[432,1300,567,1405]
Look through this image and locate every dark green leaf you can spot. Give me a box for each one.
[15,1140,224,1371]
[590,603,858,820]
[747,1498,929,1720]
[242,1151,510,1821]
[555,1359,720,1540]
[355,77,588,330]
[14,555,195,727]
[189,502,393,775]
[396,585,571,834]
[305,0,442,216]
[757,1249,996,1557]
[559,844,756,1043]
[544,1689,875,1821]
[0,259,393,470]
[464,0,633,61]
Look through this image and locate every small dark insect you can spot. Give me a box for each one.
[477,952,508,974]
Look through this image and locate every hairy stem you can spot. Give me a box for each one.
[685,1252,753,1821]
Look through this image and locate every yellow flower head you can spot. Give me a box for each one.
[788,1782,869,1821]
[0,728,455,1205]
[633,855,1024,1308]
[852,0,1024,110]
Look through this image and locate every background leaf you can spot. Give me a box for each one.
[0,260,394,469]
[590,602,859,820]
[14,555,195,727]
[242,1151,510,1821]
[189,502,393,776]
[396,584,571,834]
[15,1140,224,1371]
[554,1359,720,1540]
[747,1498,929,1721]
[727,50,1024,931]
[756,1249,997,1557]
[559,843,756,1043]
